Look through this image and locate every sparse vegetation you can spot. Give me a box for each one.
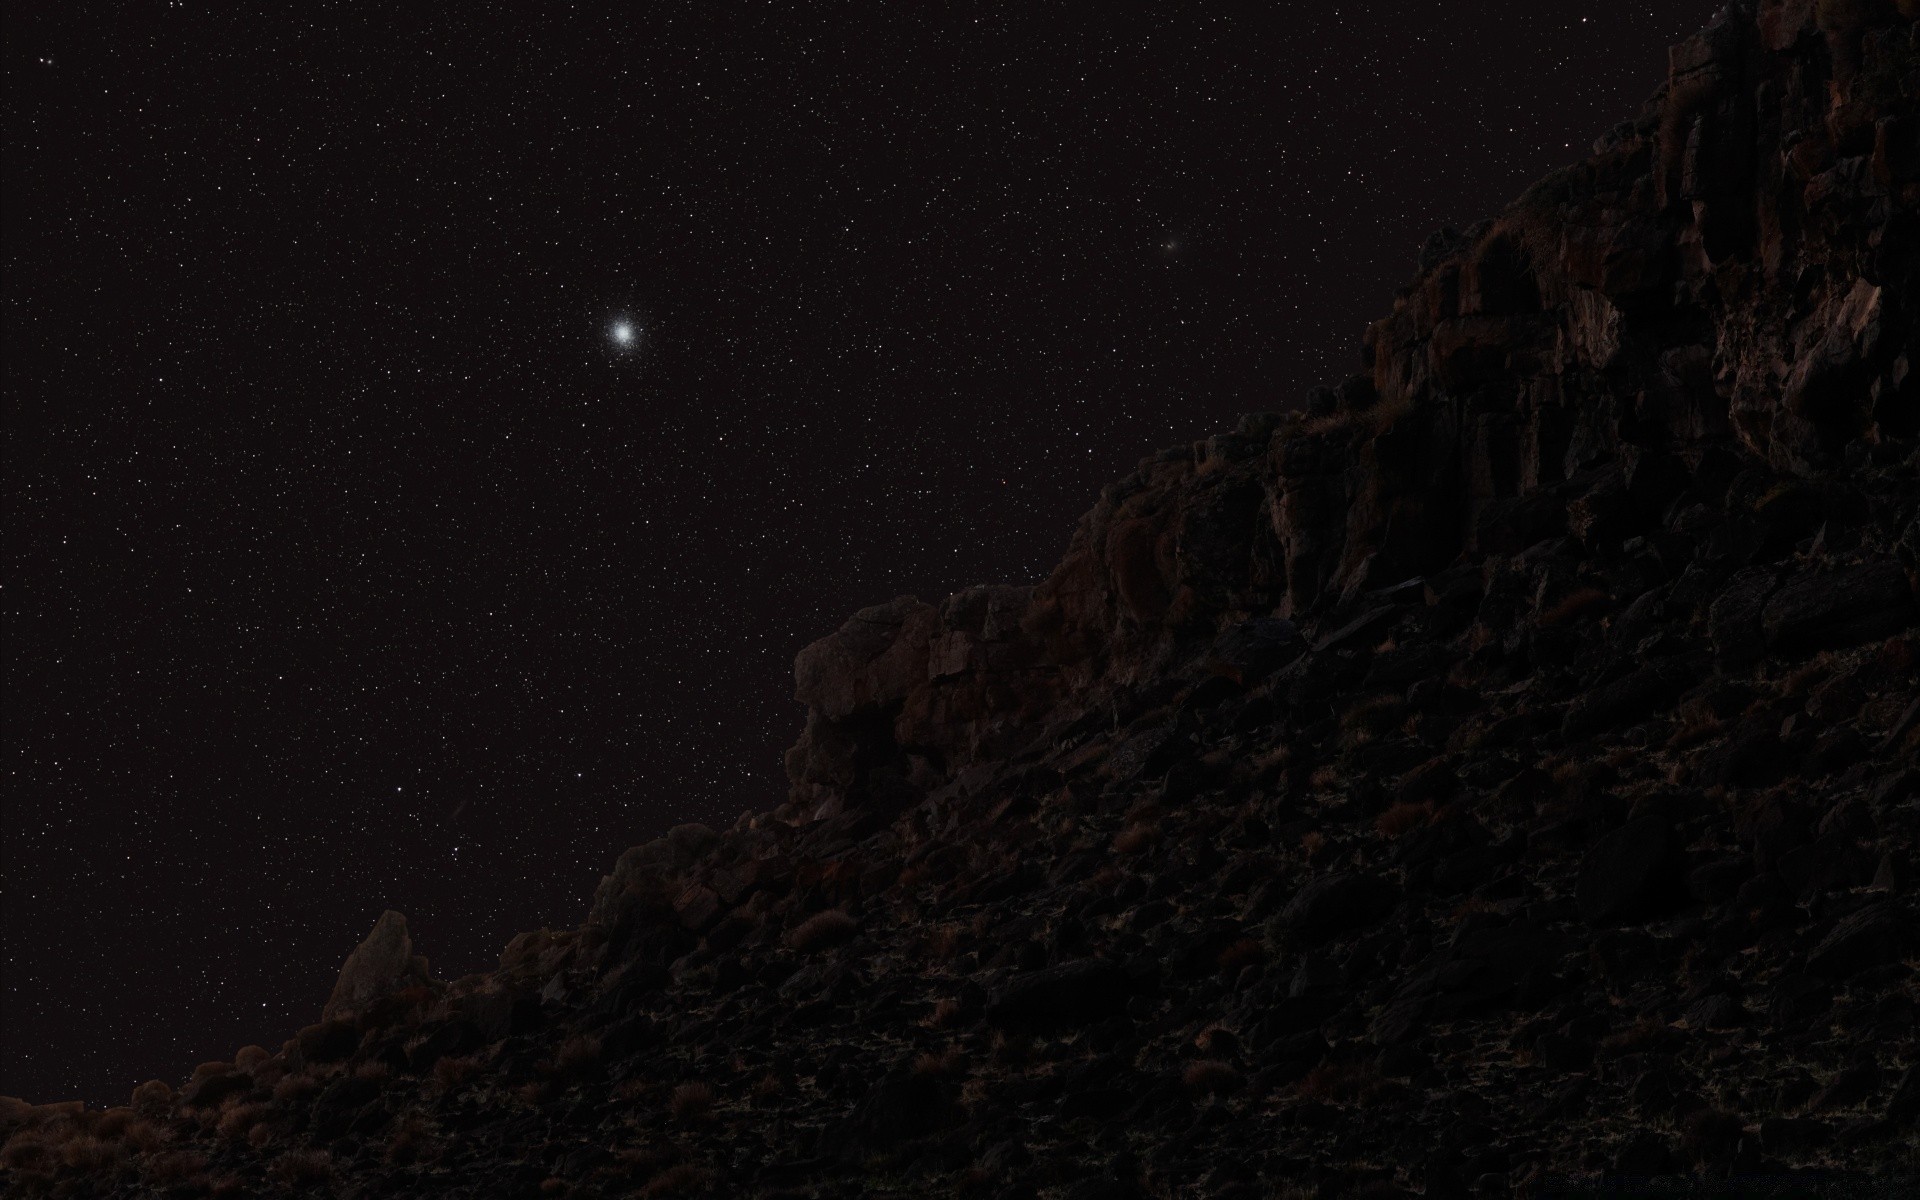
[214,1102,266,1141]
[1374,800,1432,838]
[1299,1060,1384,1104]
[1182,1060,1242,1096]
[131,1079,174,1119]
[275,1148,334,1185]
[642,1162,713,1197]
[786,908,859,952]
[552,1033,604,1082]
[1216,937,1266,973]
[1538,586,1611,627]
[913,1045,966,1077]
[433,1053,482,1094]
[141,1148,209,1185]
[670,1081,715,1124]
[232,1044,270,1073]
[1111,821,1159,855]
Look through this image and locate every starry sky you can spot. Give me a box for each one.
[4,3,1723,1107]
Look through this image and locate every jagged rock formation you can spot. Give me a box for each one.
[322,912,440,1026]
[5,4,1918,1198]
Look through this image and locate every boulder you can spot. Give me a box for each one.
[1576,818,1686,925]
[987,959,1134,1027]
[1272,873,1399,945]
[1762,562,1917,655]
[1805,904,1909,979]
[322,910,438,1023]
[1561,658,1695,741]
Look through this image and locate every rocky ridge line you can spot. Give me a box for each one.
[4,3,1918,1197]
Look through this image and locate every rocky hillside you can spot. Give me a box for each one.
[6,3,1918,1197]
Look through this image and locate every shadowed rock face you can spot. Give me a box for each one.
[16,5,1920,1198]
[321,910,438,1024]
[780,3,1920,822]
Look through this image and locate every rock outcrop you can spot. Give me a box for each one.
[8,4,1918,1198]
[321,911,440,1025]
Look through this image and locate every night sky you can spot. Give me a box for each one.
[4,3,1723,1108]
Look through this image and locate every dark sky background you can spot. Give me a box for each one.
[5,2,1722,1107]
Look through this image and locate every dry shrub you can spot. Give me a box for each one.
[1,1131,51,1173]
[1300,831,1330,861]
[989,1030,1034,1067]
[432,1053,481,1094]
[0,1095,32,1136]
[1111,822,1159,855]
[924,924,966,961]
[643,1163,713,1197]
[273,1073,321,1104]
[1216,937,1266,973]
[1252,743,1291,771]
[540,1177,570,1195]
[1365,392,1414,434]
[62,1132,129,1172]
[913,1046,966,1077]
[90,1107,131,1139]
[1374,801,1431,838]
[670,1082,715,1124]
[1781,656,1833,697]
[516,1081,547,1106]
[276,1148,333,1185]
[125,1118,169,1154]
[614,1077,650,1103]
[1182,1060,1243,1096]
[247,1121,275,1150]
[142,1148,208,1184]
[1340,695,1406,747]
[1449,895,1505,924]
[923,997,965,1029]
[614,1143,682,1177]
[554,1033,603,1081]
[1299,410,1356,438]
[1298,1060,1382,1104]
[352,1060,391,1085]
[1307,764,1342,791]
[749,1073,784,1106]
[1539,587,1612,627]
[1598,1016,1675,1059]
[232,1045,270,1073]
[190,1061,232,1083]
[787,908,859,952]
[1666,697,1724,750]
[214,1103,266,1142]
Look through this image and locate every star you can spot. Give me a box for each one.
[612,321,635,347]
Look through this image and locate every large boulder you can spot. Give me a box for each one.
[1762,563,1917,656]
[322,910,438,1023]
[1576,818,1687,926]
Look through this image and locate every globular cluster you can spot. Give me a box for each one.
[4,1,1722,1106]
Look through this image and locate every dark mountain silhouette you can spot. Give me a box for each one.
[5,2,1917,1195]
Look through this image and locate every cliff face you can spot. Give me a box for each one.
[7,5,1919,1199]
[783,2,1919,826]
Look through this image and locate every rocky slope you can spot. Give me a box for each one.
[6,3,1919,1197]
